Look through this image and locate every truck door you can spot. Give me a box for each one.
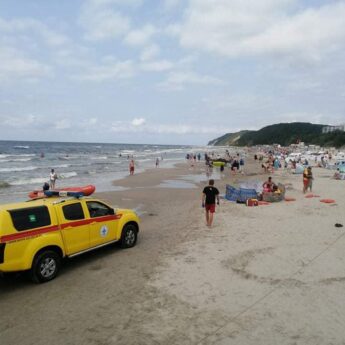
[86,201,119,248]
[58,202,90,255]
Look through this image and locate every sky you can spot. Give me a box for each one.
[0,0,344,145]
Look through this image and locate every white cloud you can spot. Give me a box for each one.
[150,124,232,135]
[140,44,160,61]
[0,46,51,81]
[88,0,142,6]
[54,119,71,130]
[80,117,98,129]
[74,60,135,81]
[124,24,156,46]
[0,114,37,128]
[159,71,224,90]
[141,60,173,72]
[0,17,70,81]
[79,2,130,41]
[131,117,146,126]
[165,23,181,37]
[177,0,345,62]
[164,0,183,10]
[110,119,231,135]
[0,18,68,47]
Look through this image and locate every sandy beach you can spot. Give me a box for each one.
[1,156,345,345]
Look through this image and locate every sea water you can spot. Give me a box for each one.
[0,140,199,204]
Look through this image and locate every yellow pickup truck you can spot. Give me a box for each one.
[0,196,139,283]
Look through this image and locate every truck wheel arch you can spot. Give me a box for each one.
[32,245,64,266]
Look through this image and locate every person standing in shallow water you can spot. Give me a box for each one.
[202,179,220,227]
[129,159,135,175]
[49,169,58,189]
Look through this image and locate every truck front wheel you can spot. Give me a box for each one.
[120,224,138,248]
[30,250,61,283]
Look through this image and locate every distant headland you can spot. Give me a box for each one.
[208,122,345,148]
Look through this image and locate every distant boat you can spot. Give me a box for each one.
[13,145,29,149]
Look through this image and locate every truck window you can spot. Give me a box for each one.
[9,206,51,231]
[87,201,114,218]
[63,203,85,220]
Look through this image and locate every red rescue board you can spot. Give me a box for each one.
[28,185,96,199]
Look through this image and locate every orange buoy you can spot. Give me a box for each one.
[320,199,336,204]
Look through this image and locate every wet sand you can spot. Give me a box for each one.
[1,157,345,345]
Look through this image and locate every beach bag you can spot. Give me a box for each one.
[246,198,258,207]
[225,185,240,202]
[238,188,258,203]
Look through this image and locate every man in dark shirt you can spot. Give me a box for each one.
[202,179,220,227]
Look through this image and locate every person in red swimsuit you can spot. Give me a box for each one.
[129,160,135,175]
[262,176,276,192]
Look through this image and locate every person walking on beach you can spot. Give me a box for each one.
[239,157,244,172]
[155,158,159,168]
[129,159,135,175]
[302,166,313,193]
[303,167,309,193]
[306,166,313,192]
[202,179,220,227]
[49,169,58,189]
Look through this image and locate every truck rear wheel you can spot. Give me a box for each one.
[30,250,61,283]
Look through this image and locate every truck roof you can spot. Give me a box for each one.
[0,196,93,211]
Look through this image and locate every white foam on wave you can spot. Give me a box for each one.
[90,156,108,160]
[10,171,78,186]
[11,177,48,186]
[58,156,77,160]
[59,171,77,178]
[135,158,153,163]
[52,164,70,168]
[13,145,30,149]
[0,157,34,163]
[1,153,36,157]
[0,166,38,173]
